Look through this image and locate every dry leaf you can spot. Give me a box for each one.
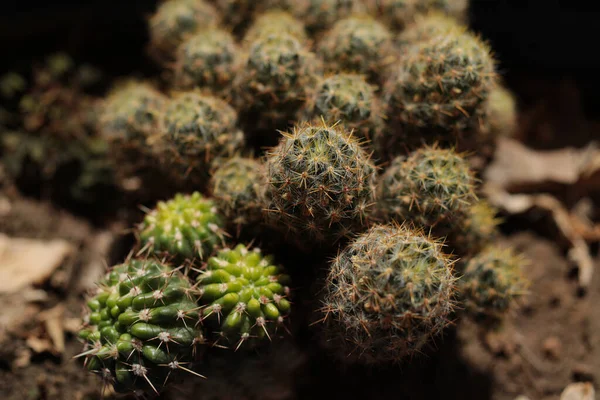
[39,305,65,354]
[560,382,595,400]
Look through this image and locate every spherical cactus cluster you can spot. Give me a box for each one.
[138,192,225,262]
[301,73,385,144]
[264,121,376,243]
[243,10,308,44]
[320,224,456,364]
[376,145,477,228]
[459,245,529,320]
[196,244,292,348]
[78,259,204,394]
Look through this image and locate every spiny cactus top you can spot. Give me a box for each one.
[148,0,220,62]
[317,15,394,83]
[397,11,461,48]
[196,244,291,349]
[213,0,258,30]
[78,259,204,394]
[368,0,468,31]
[138,192,225,262]
[377,146,477,228]
[174,28,240,93]
[383,27,497,149]
[459,245,529,320]
[448,200,501,256]
[270,0,365,33]
[244,10,308,44]
[265,121,376,243]
[320,224,456,364]
[210,156,265,236]
[301,73,385,145]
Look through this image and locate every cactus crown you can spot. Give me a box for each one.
[244,10,308,44]
[196,244,292,349]
[320,223,456,364]
[397,11,460,47]
[276,0,365,33]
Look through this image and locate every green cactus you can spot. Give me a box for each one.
[382,27,497,152]
[78,259,205,394]
[459,245,529,320]
[445,200,501,256]
[233,32,322,132]
[174,28,240,94]
[137,192,225,262]
[376,145,477,228]
[316,15,394,83]
[367,0,468,31]
[301,73,385,145]
[196,244,292,349]
[479,85,518,140]
[209,156,265,237]
[264,121,376,243]
[243,10,308,44]
[268,0,366,33]
[396,11,461,48]
[319,223,456,364]
[148,0,220,63]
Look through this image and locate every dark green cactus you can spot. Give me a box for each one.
[78,259,205,394]
[196,244,292,349]
[376,145,477,228]
[459,245,529,320]
[319,223,456,364]
[301,73,385,145]
[243,10,308,44]
[264,121,377,243]
[138,192,225,262]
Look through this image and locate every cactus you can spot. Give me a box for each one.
[212,0,258,31]
[382,27,497,152]
[174,28,240,94]
[137,192,225,262]
[367,0,468,31]
[300,73,385,145]
[479,85,518,140]
[376,145,477,228]
[233,32,322,132]
[319,223,456,364]
[148,0,220,63]
[77,259,205,394]
[396,11,460,48]
[243,10,308,44]
[196,244,292,349]
[459,245,529,320]
[445,200,501,256]
[210,156,265,237]
[264,121,376,243]
[317,15,394,83]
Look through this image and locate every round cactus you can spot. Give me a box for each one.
[243,10,308,44]
[445,200,501,256]
[213,0,258,30]
[319,223,456,364]
[382,27,497,152]
[264,121,376,243]
[367,0,468,31]
[148,0,220,63]
[233,32,322,132]
[301,73,385,145]
[317,15,394,83]
[480,85,518,140]
[459,245,529,319]
[396,11,461,48]
[196,244,292,349]
[138,192,225,262]
[174,28,240,93]
[269,0,366,33]
[376,146,477,228]
[210,156,265,237]
[78,259,205,394]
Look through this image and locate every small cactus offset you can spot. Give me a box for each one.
[479,85,518,140]
[376,145,477,228]
[459,245,529,320]
[148,0,220,63]
[319,223,456,364]
[300,73,385,145]
[317,15,394,83]
[78,259,204,394]
[138,192,225,263]
[210,156,265,237]
[445,200,501,256]
[264,121,377,243]
[173,28,240,94]
[196,244,292,349]
[243,10,308,44]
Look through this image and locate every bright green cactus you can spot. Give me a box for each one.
[459,245,529,320]
[138,192,225,262]
[301,73,385,145]
[268,0,366,33]
[319,223,456,364]
[174,28,240,94]
[196,244,292,349]
[148,0,220,63]
[243,10,308,44]
[376,145,477,228]
[264,121,377,243]
[78,259,205,394]
[317,15,394,83]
